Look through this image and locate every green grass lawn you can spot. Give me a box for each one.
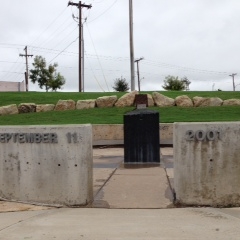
[0,91,239,107]
[0,91,239,125]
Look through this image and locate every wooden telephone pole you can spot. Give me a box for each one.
[68,1,92,92]
[229,73,237,91]
[135,57,144,92]
[19,46,33,92]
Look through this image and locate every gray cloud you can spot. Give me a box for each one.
[1,0,240,92]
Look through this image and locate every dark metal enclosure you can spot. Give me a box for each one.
[124,109,160,163]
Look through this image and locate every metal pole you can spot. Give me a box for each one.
[129,0,135,91]
[82,21,84,92]
[79,1,82,92]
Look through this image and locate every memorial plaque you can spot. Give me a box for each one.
[134,94,148,109]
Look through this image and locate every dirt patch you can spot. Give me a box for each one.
[0,200,51,212]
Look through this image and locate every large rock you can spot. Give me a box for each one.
[147,94,154,107]
[96,96,117,108]
[115,91,138,107]
[175,95,193,107]
[223,99,240,106]
[193,97,223,107]
[152,92,175,107]
[0,104,19,115]
[36,104,55,112]
[18,103,36,114]
[54,100,76,111]
[76,100,96,110]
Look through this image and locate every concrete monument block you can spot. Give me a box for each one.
[174,122,240,207]
[0,125,93,206]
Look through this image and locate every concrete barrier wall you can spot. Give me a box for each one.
[0,125,93,206]
[174,122,240,207]
[92,124,173,145]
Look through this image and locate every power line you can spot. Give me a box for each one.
[48,37,79,63]
[29,7,68,47]
[86,22,110,91]
[88,0,118,23]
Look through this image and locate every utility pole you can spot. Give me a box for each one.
[135,57,143,92]
[129,0,135,91]
[229,73,237,91]
[19,46,33,92]
[68,1,92,92]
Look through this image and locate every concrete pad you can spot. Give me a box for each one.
[93,168,115,196]
[0,210,47,230]
[161,147,173,155]
[95,166,173,208]
[1,208,240,239]
[93,147,124,157]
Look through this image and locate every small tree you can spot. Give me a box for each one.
[162,75,191,91]
[181,76,191,91]
[30,56,65,92]
[112,77,129,92]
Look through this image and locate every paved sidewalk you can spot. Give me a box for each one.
[1,208,240,239]
[92,147,174,208]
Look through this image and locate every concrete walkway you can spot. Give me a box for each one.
[1,208,240,239]
[1,147,240,239]
[92,147,174,209]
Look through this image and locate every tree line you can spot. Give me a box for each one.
[29,55,191,92]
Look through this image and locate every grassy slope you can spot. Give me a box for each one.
[0,91,240,107]
[0,91,239,125]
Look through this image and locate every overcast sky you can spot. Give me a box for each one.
[1,0,240,92]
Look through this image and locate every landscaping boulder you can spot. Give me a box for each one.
[0,104,19,115]
[115,90,138,107]
[76,99,96,110]
[152,92,175,107]
[96,95,117,108]
[36,104,55,112]
[193,97,223,107]
[18,103,36,114]
[147,94,154,107]
[175,95,193,107]
[223,99,240,106]
[54,100,76,111]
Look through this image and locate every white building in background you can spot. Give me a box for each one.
[0,81,25,92]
